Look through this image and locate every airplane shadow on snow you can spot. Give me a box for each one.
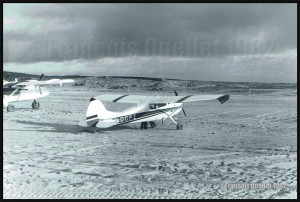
[13,120,84,134]
[14,120,139,134]
[13,120,178,134]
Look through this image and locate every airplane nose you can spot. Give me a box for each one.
[176,103,183,107]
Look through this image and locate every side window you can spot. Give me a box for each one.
[157,103,166,108]
[150,103,166,109]
[149,104,156,109]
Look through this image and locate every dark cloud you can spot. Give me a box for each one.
[4,3,297,63]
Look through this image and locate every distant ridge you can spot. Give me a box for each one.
[98,76,181,81]
[2,71,178,82]
[2,71,297,84]
[3,71,87,81]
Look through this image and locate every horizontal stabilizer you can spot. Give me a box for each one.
[78,120,89,127]
[96,120,118,128]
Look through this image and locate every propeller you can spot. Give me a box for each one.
[174,90,187,117]
[174,90,178,96]
[37,74,44,93]
[182,108,187,117]
[39,74,44,81]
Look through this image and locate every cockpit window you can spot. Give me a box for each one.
[157,103,166,108]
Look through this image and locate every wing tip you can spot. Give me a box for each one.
[217,94,230,104]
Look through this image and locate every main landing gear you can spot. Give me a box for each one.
[140,119,182,130]
[150,121,157,128]
[32,100,40,109]
[140,121,157,129]
[141,122,148,129]
[176,124,183,130]
[6,104,15,112]
[6,100,40,112]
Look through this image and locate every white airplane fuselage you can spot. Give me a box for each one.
[3,76,74,112]
[81,99,183,128]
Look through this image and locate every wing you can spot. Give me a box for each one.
[94,94,158,104]
[94,94,230,104]
[13,79,74,87]
[173,94,230,104]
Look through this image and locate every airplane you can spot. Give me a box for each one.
[3,74,74,112]
[78,91,230,132]
[2,73,18,86]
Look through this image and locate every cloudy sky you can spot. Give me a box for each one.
[3,3,297,82]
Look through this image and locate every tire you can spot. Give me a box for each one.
[7,105,15,112]
[150,121,156,128]
[176,124,183,130]
[32,101,40,109]
[141,122,148,129]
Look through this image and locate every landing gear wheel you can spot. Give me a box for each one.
[7,105,15,112]
[87,127,97,133]
[32,100,40,109]
[141,122,148,129]
[150,121,156,128]
[176,124,183,130]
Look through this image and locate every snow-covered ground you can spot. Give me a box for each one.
[3,82,297,199]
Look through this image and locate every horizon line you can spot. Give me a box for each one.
[3,70,298,84]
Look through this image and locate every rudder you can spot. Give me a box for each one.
[85,98,119,128]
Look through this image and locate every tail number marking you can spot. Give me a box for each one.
[117,114,136,123]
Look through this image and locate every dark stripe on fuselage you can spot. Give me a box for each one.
[86,114,98,120]
[112,95,129,102]
[117,107,178,125]
[175,95,193,103]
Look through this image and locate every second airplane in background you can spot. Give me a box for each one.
[3,74,74,112]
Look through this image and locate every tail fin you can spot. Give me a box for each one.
[86,98,119,128]
[87,98,121,120]
[86,99,109,119]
